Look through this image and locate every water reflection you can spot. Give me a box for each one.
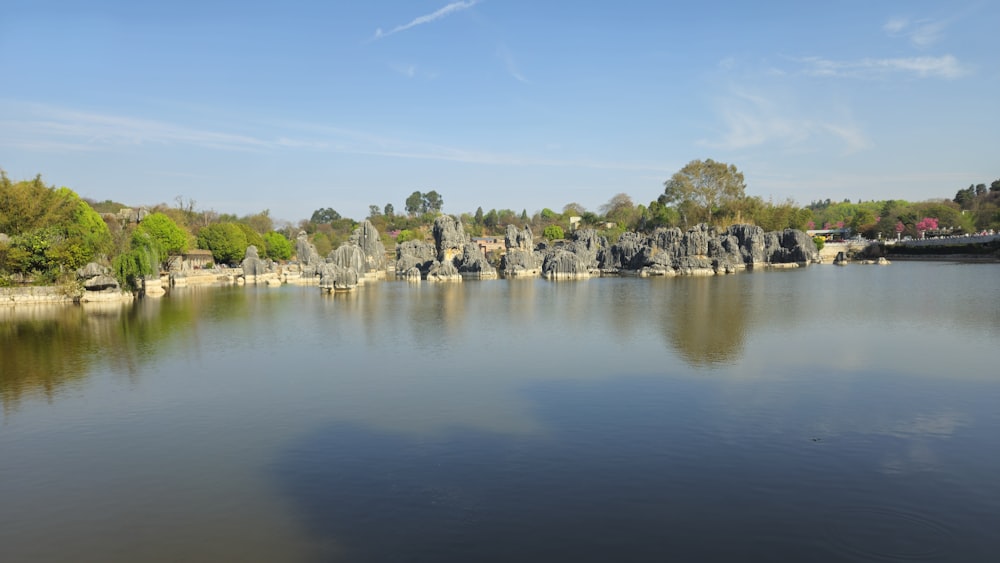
[658,276,750,367]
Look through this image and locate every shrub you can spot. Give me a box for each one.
[542,225,565,240]
[813,236,825,252]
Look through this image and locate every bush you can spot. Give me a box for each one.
[542,225,565,240]
[396,229,420,243]
[813,236,826,252]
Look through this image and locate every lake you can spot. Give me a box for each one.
[2,262,999,562]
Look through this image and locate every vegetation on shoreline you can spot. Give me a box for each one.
[2,163,998,288]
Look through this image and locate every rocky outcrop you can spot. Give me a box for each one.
[499,225,540,277]
[395,239,436,278]
[349,220,388,275]
[579,223,818,276]
[296,231,322,276]
[318,262,359,292]
[426,260,462,282]
[433,215,468,263]
[241,245,270,280]
[76,262,128,297]
[566,229,607,270]
[455,242,498,279]
[542,249,592,279]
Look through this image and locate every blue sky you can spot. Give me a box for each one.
[2,0,997,224]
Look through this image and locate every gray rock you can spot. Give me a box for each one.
[295,231,322,275]
[241,245,269,277]
[318,262,359,291]
[395,239,436,277]
[433,215,469,263]
[504,224,533,252]
[455,242,497,278]
[83,274,120,291]
[328,244,366,275]
[426,260,462,282]
[542,249,591,279]
[349,220,387,272]
[76,261,107,279]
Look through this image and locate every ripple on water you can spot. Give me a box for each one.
[823,506,957,562]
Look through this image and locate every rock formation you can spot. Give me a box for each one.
[455,243,497,278]
[542,249,592,279]
[426,260,462,282]
[318,262,359,292]
[76,262,122,293]
[241,245,270,280]
[395,240,436,277]
[499,225,540,277]
[349,220,388,275]
[433,215,468,263]
[296,231,322,276]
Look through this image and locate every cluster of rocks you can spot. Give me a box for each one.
[395,215,498,281]
[75,262,135,301]
[397,218,818,281]
[240,245,279,284]
[285,220,388,292]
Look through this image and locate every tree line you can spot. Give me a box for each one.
[3,161,998,289]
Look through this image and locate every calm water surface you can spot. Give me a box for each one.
[2,262,999,562]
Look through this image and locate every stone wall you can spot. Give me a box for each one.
[0,286,78,305]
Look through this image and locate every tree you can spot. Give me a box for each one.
[384,203,395,217]
[422,190,443,214]
[368,205,382,219]
[135,212,188,257]
[563,202,586,216]
[600,193,636,226]
[660,159,747,226]
[263,231,292,261]
[242,209,273,234]
[991,180,1000,193]
[405,191,423,216]
[197,222,248,265]
[310,207,341,224]
[542,225,565,240]
[474,207,484,225]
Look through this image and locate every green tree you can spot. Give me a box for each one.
[310,207,341,224]
[405,191,423,216]
[368,205,382,218]
[384,203,395,217]
[542,225,565,240]
[660,159,747,227]
[197,222,248,265]
[422,190,443,214]
[135,212,188,257]
[396,229,420,243]
[263,231,292,261]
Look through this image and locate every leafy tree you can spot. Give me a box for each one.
[422,190,443,214]
[263,231,292,261]
[991,180,1000,193]
[542,225,565,240]
[368,205,382,218]
[135,212,188,257]
[661,159,746,226]
[384,203,395,217]
[474,206,484,225]
[405,191,423,216]
[396,229,420,243]
[601,193,636,225]
[197,222,248,265]
[563,202,586,216]
[954,186,976,209]
[242,209,273,234]
[310,207,342,224]
[540,208,558,220]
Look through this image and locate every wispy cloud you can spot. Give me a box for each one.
[1,102,668,173]
[883,16,948,48]
[373,0,480,40]
[699,91,871,155]
[798,55,969,79]
[0,103,269,152]
[496,43,528,83]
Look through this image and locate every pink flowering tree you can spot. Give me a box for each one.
[915,217,939,238]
